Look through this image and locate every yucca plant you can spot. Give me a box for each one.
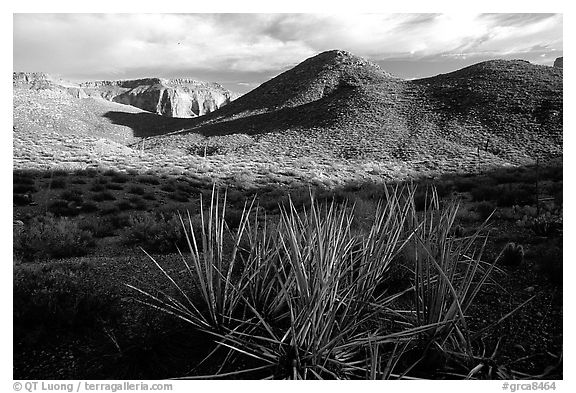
[209,187,433,379]
[399,187,497,373]
[127,185,256,333]
[128,184,502,379]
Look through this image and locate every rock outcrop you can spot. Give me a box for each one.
[554,57,563,69]
[13,73,237,118]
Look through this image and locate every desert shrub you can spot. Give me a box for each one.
[127,195,148,210]
[474,201,496,220]
[168,191,189,202]
[121,212,186,253]
[13,261,121,334]
[128,185,146,195]
[175,182,195,194]
[13,194,31,206]
[187,145,221,157]
[117,200,133,211]
[101,205,120,216]
[89,183,107,192]
[110,213,132,229]
[224,208,245,229]
[106,182,124,190]
[497,242,525,267]
[455,205,481,223]
[450,224,465,238]
[110,174,130,184]
[453,177,477,192]
[14,214,95,261]
[137,175,160,185]
[78,216,116,238]
[527,213,561,237]
[91,191,116,202]
[161,184,176,193]
[471,184,496,202]
[13,174,35,185]
[496,183,535,207]
[80,201,100,213]
[60,189,83,203]
[490,168,522,184]
[52,169,69,177]
[142,192,156,201]
[47,199,80,217]
[534,239,562,285]
[70,177,87,185]
[83,168,99,177]
[13,183,38,194]
[49,178,66,190]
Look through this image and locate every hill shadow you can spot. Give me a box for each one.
[103,111,196,138]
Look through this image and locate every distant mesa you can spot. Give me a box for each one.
[13,72,238,118]
[554,57,563,69]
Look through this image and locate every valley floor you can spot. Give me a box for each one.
[13,162,563,379]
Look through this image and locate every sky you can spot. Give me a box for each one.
[13,13,563,94]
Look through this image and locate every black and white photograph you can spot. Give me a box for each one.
[9,4,566,384]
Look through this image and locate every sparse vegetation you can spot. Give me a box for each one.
[14,214,95,260]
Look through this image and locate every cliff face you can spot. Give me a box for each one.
[13,73,236,118]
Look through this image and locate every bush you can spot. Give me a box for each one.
[80,201,100,213]
[83,168,99,177]
[52,169,69,177]
[161,184,176,193]
[13,194,31,206]
[110,174,130,184]
[527,214,561,237]
[89,183,107,192]
[142,192,156,201]
[14,215,95,261]
[70,178,87,185]
[168,191,189,202]
[127,195,148,210]
[78,216,116,238]
[110,213,132,229]
[497,242,524,267]
[128,185,146,195]
[60,189,83,203]
[137,175,160,185]
[13,175,35,185]
[91,191,116,202]
[47,199,81,217]
[121,212,186,253]
[474,201,496,220]
[13,184,38,194]
[535,239,562,285]
[14,262,120,334]
[106,183,124,190]
[470,185,495,202]
[116,200,133,211]
[496,183,535,207]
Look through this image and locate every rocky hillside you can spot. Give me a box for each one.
[148,50,562,167]
[13,73,237,118]
[13,51,563,179]
[553,57,563,68]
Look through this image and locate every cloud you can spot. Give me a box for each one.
[13,13,563,81]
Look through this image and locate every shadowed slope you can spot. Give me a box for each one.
[149,51,562,165]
